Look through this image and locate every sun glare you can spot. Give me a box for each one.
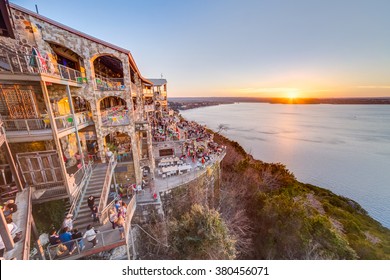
[287,90,299,99]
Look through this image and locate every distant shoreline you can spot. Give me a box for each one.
[169,97,390,111]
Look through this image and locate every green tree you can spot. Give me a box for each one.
[169,204,236,259]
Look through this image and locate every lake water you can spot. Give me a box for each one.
[181,103,390,228]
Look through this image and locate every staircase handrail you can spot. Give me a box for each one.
[99,193,120,225]
[97,156,117,218]
[68,161,93,219]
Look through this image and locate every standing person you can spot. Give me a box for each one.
[114,200,121,212]
[71,228,85,251]
[116,216,125,240]
[62,214,74,231]
[106,149,113,162]
[120,201,127,217]
[87,195,95,211]
[83,225,98,248]
[59,227,75,254]
[109,208,118,229]
[91,204,99,222]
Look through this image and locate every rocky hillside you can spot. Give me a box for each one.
[214,133,390,259]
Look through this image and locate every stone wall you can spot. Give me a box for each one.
[134,160,222,224]
[0,5,158,185]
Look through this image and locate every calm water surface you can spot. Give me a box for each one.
[181,103,390,228]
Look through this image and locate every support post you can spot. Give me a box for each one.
[40,81,70,196]
[65,85,85,167]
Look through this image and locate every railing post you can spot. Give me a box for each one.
[75,240,80,255]
[16,54,23,73]
[25,119,30,134]
[6,53,13,73]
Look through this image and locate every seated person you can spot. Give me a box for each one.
[49,228,61,245]
[2,200,17,217]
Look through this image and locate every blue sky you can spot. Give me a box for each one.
[12,0,390,98]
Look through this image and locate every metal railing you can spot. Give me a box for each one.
[97,156,117,219]
[101,112,130,127]
[99,193,120,225]
[1,111,92,134]
[46,228,124,260]
[94,74,125,91]
[2,118,47,133]
[0,117,5,146]
[143,89,153,96]
[68,161,93,219]
[144,104,155,112]
[54,111,92,131]
[54,115,74,130]
[0,52,83,83]
[124,195,137,234]
[155,150,227,192]
[74,111,93,126]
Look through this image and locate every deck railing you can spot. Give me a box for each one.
[99,193,120,225]
[101,106,130,127]
[0,117,5,146]
[1,112,92,135]
[0,52,83,83]
[144,104,155,112]
[94,74,125,91]
[97,156,117,220]
[46,228,124,260]
[2,118,47,132]
[124,195,137,235]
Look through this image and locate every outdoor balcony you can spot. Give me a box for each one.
[101,106,130,127]
[94,74,125,91]
[1,111,93,142]
[0,51,84,85]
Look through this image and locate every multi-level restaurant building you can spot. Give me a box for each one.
[0,0,225,260]
[0,0,163,259]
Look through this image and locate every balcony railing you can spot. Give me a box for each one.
[2,111,92,134]
[0,118,5,146]
[143,89,153,96]
[98,156,117,219]
[0,52,83,83]
[46,228,125,260]
[144,104,155,112]
[101,106,130,127]
[94,74,125,91]
[2,118,48,132]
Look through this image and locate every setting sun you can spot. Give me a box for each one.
[287,90,299,99]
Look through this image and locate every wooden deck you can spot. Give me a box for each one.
[48,223,127,260]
